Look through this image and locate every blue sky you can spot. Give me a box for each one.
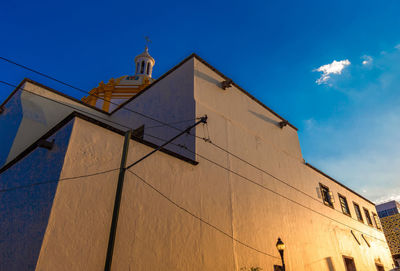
[1,0,400,203]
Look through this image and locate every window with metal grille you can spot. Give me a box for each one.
[363,208,373,226]
[353,202,363,222]
[343,256,357,271]
[375,263,384,271]
[372,213,382,230]
[339,194,351,216]
[319,183,334,208]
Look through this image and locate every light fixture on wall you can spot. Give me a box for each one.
[276,238,286,271]
[221,79,233,90]
[278,120,288,129]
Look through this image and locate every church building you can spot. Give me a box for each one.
[0,46,395,271]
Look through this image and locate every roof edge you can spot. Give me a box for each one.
[1,78,110,115]
[23,78,111,115]
[305,162,375,206]
[191,54,298,131]
[110,53,197,114]
[111,53,298,131]
[0,111,198,174]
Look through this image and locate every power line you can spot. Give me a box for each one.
[206,141,381,229]
[0,168,118,193]
[140,132,387,244]
[0,81,200,138]
[126,169,280,260]
[0,56,204,137]
[146,118,199,129]
[178,145,388,243]
[0,73,387,243]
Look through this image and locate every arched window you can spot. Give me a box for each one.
[140,61,145,73]
[146,62,150,75]
[136,62,139,74]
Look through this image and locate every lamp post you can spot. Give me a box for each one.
[276,237,286,271]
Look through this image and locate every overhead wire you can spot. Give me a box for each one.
[140,132,388,244]
[0,168,118,193]
[126,169,280,259]
[0,80,386,244]
[0,56,205,138]
[0,81,198,137]
[0,60,388,244]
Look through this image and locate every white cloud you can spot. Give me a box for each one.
[314,59,351,85]
[395,44,400,50]
[362,55,373,66]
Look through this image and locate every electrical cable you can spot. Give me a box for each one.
[0,81,198,136]
[0,168,118,193]
[146,118,200,129]
[126,169,280,260]
[0,61,391,261]
[140,132,388,244]
[0,56,205,137]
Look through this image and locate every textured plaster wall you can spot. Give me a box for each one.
[3,81,111,166]
[0,89,24,167]
[0,120,73,271]
[35,118,123,271]
[110,58,196,160]
[15,57,393,271]
[191,58,392,270]
[33,116,392,270]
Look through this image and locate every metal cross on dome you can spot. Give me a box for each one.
[145,36,151,47]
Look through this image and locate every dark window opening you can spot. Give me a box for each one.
[343,256,357,271]
[320,183,334,208]
[375,263,384,271]
[378,207,399,218]
[140,61,145,73]
[372,213,382,230]
[146,62,150,75]
[353,203,363,222]
[363,208,373,226]
[339,194,351,216]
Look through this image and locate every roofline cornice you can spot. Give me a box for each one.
[111,53,298,131]
[305,162,375,206]
[0,111,198,175]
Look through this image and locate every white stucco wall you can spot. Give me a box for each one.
[4,81,113,166]
[2,56,393,271]
[35,114,392,270]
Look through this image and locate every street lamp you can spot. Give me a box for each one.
[276,237,286,271]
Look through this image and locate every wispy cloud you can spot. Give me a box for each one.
[303,46,400,203]
[314,60,351,85]
[395,44,400,50]
[362,55,373,66]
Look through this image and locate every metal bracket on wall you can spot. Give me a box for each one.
[221,79,233,90]
[279,120,288,128]
[133,125,145,140]
[37,139,55,150]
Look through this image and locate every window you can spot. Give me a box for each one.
[140,61,145,73]
[146,62,150,75]
[353,203,363,222]
[339,194,351,216]
[343,256,357,271]
[363,208,373,226]
[320,183,334,208]
[372,213,382,230]
[375,263,384,271]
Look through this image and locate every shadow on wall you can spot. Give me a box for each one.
[249,110,280,127]
[325,257,336,271]
[194,69,221,86]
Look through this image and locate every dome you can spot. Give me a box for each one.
[134,46,155,65]
[134,46,155,77]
